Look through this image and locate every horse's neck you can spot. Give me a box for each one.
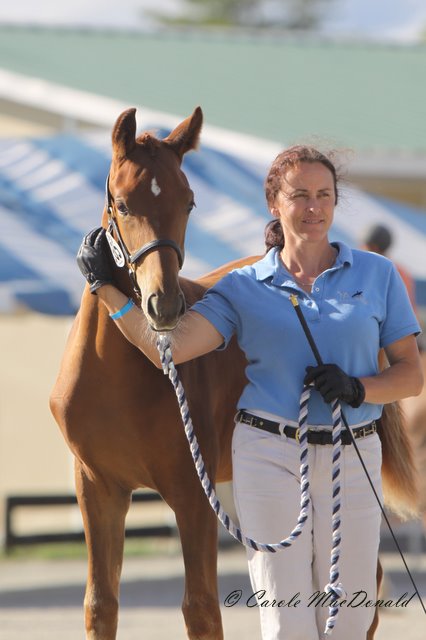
[77,288,108,340]
[76,288,131,357]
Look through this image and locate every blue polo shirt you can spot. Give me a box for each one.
[191,243,420,426]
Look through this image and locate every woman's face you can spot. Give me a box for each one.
[272,162,336,245]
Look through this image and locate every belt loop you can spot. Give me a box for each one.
[278,422,286,437]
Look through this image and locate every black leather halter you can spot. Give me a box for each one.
[104,175,184,298]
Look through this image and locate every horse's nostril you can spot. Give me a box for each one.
[146,293,158,318]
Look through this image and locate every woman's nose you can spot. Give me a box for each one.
[306,199,318,212]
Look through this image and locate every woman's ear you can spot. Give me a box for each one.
[271,207,280,218]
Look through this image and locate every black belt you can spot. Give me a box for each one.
[236,410,378,445]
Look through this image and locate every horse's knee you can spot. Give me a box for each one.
[182,594,223,640]
[84,590,119,640]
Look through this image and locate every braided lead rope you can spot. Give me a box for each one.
[156,334,345,635]
[323,397,346,636]
[157,333,310,552]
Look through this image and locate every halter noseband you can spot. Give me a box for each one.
[104,175,184,298]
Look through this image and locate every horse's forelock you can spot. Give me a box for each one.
[136,132,161,158]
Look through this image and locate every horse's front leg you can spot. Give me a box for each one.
[173,483,223,640]
[75,458,131,640]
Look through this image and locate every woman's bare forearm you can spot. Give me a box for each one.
[96,284,223,367]
[361,360,423,404]
[361,335,423,404]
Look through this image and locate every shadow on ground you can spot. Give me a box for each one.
[0,571,253,609]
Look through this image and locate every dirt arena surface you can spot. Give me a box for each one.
[0,545,425,640]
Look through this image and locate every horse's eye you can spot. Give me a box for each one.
[188,200,196,215]
[116,201,129,216]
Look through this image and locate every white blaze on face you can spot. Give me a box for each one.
[151,177,161,197]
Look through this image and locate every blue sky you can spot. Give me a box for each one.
[325,0,426,40]
[0,0,425,41]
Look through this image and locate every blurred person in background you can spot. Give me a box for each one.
[361,223,418,316]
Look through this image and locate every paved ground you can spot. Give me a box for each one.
[0,544,425,640]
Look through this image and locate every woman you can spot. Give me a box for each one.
[77,146,423,640]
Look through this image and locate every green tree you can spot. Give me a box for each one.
[281,0,335,30]
[152,0,335,29]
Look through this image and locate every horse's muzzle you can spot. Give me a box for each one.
[146,291,186,331]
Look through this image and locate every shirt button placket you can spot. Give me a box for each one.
[310,283,321,320]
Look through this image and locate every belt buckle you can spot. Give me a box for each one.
[365,421,376,437]
[295,427,300,443]
[357,426,366,439]
[357,421,375,439]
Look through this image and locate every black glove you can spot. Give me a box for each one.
[76,227,114,294]
[304,364,365,408]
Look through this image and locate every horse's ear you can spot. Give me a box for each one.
[112,108,137,160]
[164,107,203,161]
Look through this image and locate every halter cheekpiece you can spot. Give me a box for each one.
[104,175,184,299]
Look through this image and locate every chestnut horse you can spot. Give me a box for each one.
[50,107,418,640]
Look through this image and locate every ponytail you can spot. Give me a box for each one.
[264,219,284,252]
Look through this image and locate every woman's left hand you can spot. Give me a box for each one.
[304,364,365,407]
[77,227,114,294]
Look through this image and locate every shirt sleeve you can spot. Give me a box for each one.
[380,262,421,348]
[190,272,239,350]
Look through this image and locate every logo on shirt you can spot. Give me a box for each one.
[337,290,367,304]
[337,291,351,302]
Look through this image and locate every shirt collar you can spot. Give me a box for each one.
[333,241,353,268]
[252,248,280,281]
[253,242,353,284]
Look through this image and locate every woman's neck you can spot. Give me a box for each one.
[280,242,337,281]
